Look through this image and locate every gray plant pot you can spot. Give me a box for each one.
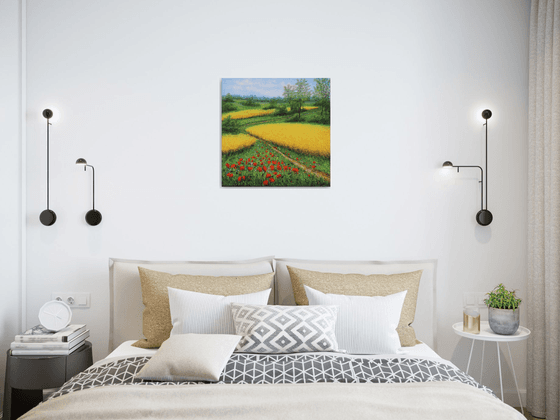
[488,307,520,335]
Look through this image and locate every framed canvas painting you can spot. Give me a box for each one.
[221,78,330,187]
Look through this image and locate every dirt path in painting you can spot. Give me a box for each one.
[246,133,331,183]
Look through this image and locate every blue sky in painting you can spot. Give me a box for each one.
[221,78,320,98]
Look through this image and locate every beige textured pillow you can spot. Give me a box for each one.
[287,266,422,347]
[134,267,274,348]
[135,334,241,382]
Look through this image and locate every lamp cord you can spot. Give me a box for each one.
[46,119,50,210]
[485,119,488,210]
[92,165,95,210]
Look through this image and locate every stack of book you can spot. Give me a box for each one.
[11,324,89,356]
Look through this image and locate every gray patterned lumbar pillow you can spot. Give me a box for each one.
[230,304,340,353]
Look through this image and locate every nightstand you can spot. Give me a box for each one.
[452,322,530,414]
[3,341,93,420]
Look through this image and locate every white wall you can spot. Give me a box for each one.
[0,0,23,409]
[21,0,530,405]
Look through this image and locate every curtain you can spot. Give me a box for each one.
[528,0,560,419]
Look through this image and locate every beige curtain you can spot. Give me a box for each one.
[528,0,560,419]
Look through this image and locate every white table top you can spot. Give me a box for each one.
[452,321,530,342]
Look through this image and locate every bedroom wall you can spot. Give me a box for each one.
[0,0,23,408]
[19,0,530,405]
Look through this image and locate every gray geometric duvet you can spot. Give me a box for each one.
[49,353,494,400]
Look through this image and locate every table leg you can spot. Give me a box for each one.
[496,342,503,402]
[10,388,43,420]
[480,340,485,383]
[506,343,523,414]
[466,339,475,374]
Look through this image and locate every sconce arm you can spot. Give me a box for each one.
[453,165,484,211]
[84,164,96,210]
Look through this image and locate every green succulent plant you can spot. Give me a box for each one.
[484,283,522,311]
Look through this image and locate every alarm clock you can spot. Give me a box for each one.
[38,300,73,331]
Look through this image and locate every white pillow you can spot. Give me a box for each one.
[135,334,241,382]
[168,287,271,336]
[304,285,407,354]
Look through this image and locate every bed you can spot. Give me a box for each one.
[20,257,524,419]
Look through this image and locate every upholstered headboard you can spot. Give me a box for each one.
[108,256,275,352]
[274,258,438,350]
[109,257,437,352]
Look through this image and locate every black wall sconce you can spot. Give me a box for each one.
[40,109,57,226]
[76,158,102,226]
[443,109,493,226]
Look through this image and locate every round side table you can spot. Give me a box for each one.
[452,322,530,413]
[3,341,93,420]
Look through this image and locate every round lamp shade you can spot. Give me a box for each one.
[40,209,57,226]
[85,209,102,226]
[476,209,493,226]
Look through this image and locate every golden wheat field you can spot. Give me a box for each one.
[221,134,256,154]
[246,123,330,157]
[221,109,276,121]
[286,106,318,112]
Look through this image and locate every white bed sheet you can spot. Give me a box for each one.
[106,339,443,361]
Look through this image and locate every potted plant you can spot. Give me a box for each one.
[484,284,521,335]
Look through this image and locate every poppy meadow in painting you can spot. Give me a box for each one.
[221,78,330,187]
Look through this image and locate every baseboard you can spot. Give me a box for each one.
[501,389,526,407]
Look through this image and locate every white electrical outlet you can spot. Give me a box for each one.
[462,292,486,307]
[51,292,90,308]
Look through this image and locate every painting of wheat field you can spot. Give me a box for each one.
[221,78,330,187]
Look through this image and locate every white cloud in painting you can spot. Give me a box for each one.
[229,79,283,97]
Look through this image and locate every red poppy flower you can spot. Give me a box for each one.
[284,166,288,170]
[312,166,316,169]
[292,168,299,173]
[248,167,253,171]
[270,178,275,183]
[227,173,233,178]
[238,176,242,181]
[263,180,269,186]
[266,173,272,178]
[276,174,282,178]
[313,161,316,163]
[240,166,245,170]
[226,163,230,168]
[277,165,281,170]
